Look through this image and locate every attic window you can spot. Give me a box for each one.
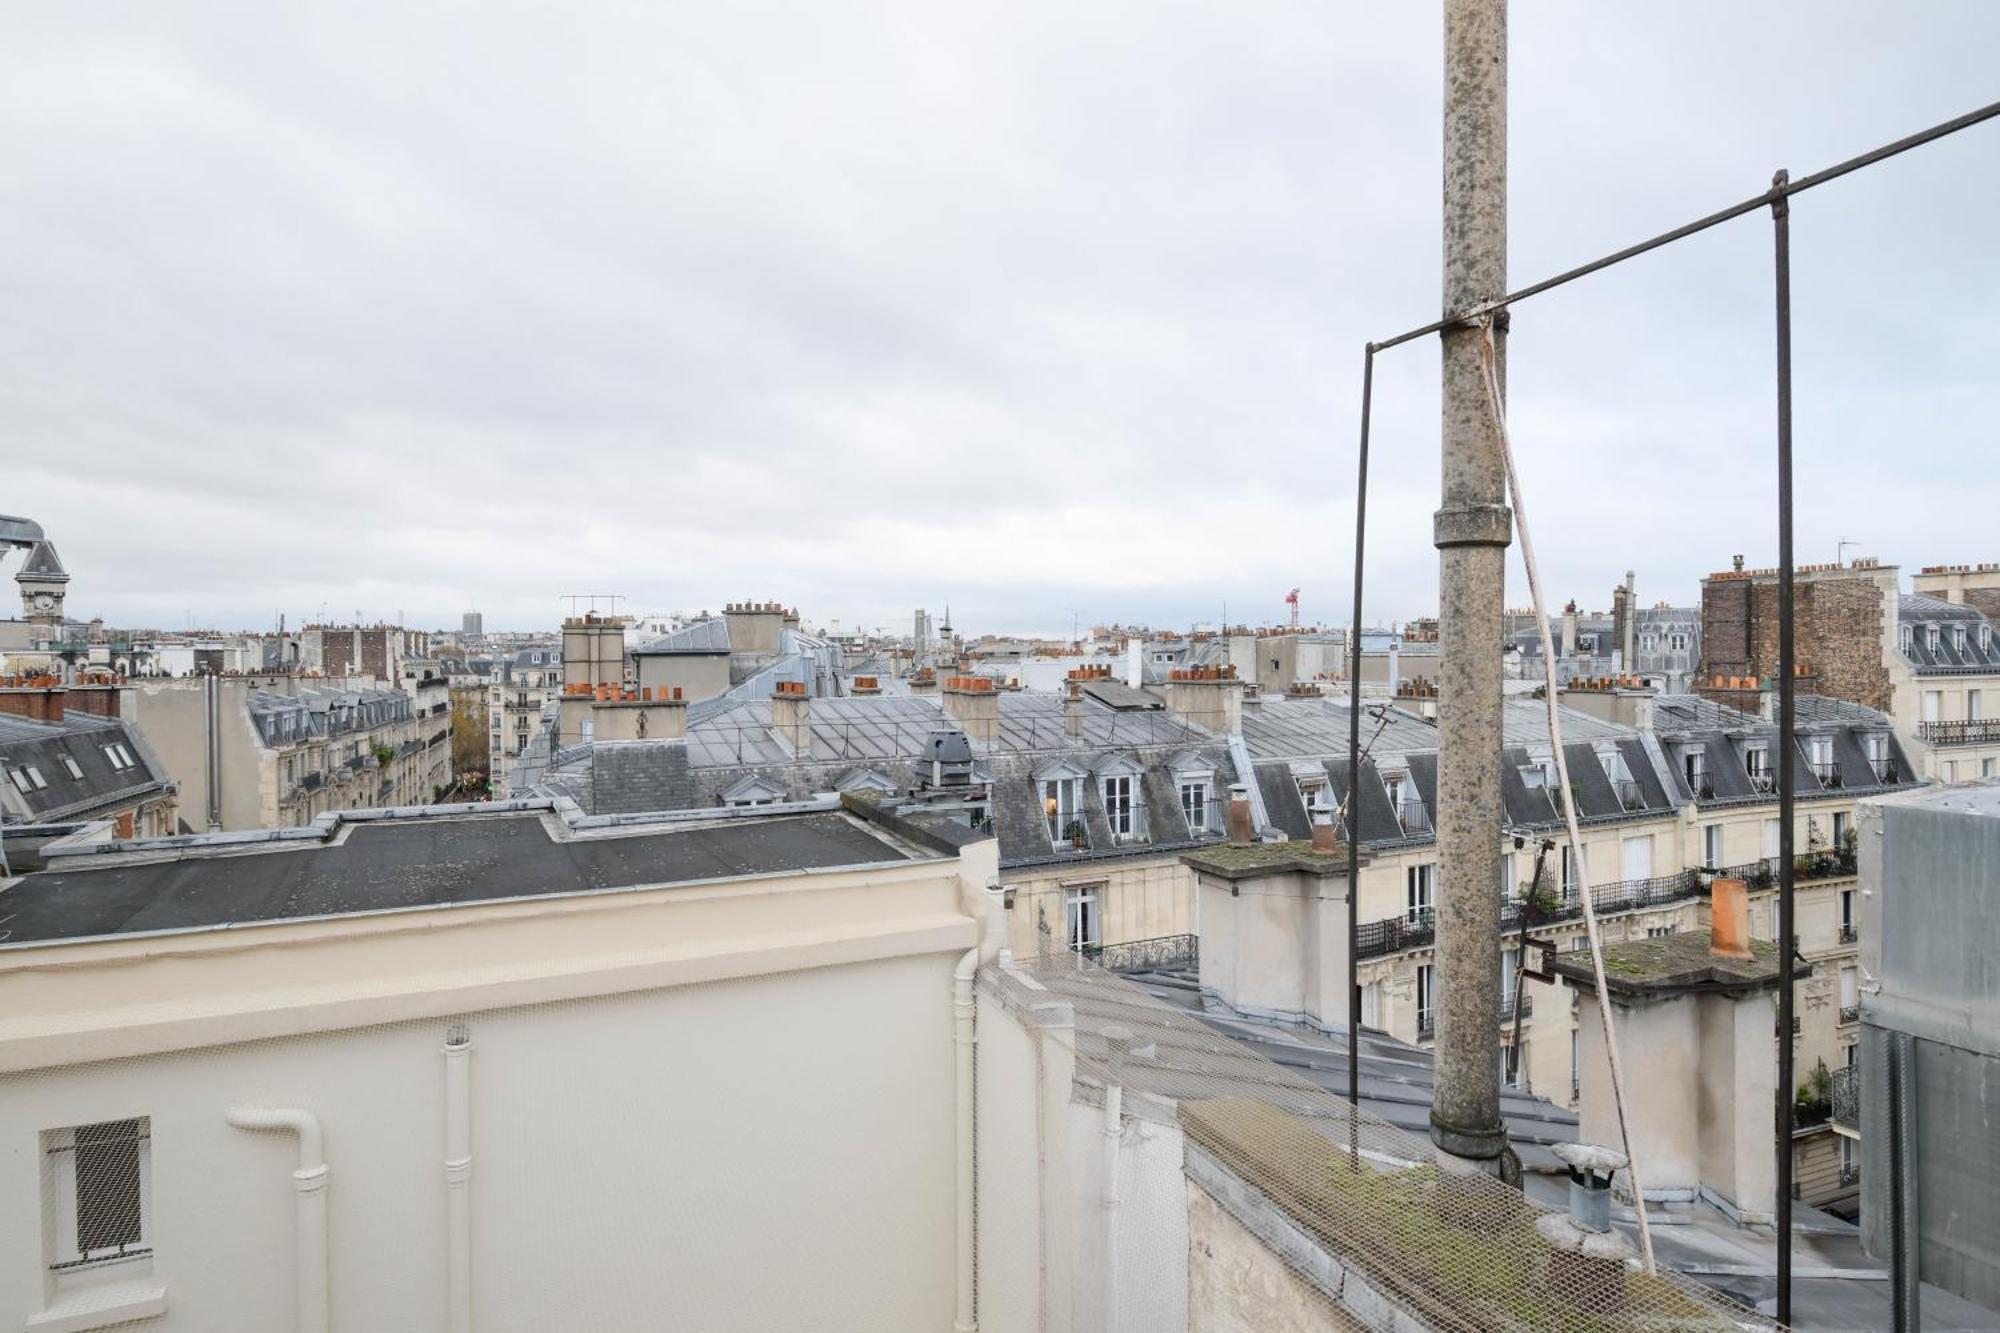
[1983,625,1994,653]
[1900,624,1914,654]
[61,756,84,781]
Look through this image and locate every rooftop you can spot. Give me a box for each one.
[1549,932,1781,996]
[0,805,937,946]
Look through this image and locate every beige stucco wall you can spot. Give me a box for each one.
[1007,855,1193,959]
[634,653,733,704]
[0,837,984,1333]
[1186,1181,1360,1333]
[1196,869,1349,1030]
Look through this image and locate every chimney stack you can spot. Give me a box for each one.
[1064,678,1086,739]
[771,680,811,754]
[1225,783,1254,845]
[1309,791,1341,854]
[0,684,65,724]
[1708,877,1752,960]
[940,676,1000,744]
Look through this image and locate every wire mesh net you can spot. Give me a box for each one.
[1010,944,1781,1333]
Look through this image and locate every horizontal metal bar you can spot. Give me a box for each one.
[1371,98,2000,352]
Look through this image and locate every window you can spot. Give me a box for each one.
[1406,862,1435,922]
[1102,775,1137,840]
[1179,780,1210,834]
[1570,1028,1581,1100]
[1970,689,1985,721]
[1683,746,1708,797]
[1745,745,1772,791]
[1840,889,1855,934]
[1569,935,1589,952]
[1926,625,1941,653]
[1943,760,1957,783]
[1559,842,1585,900]
[1762,817,1781,861]
[1702,823,1723,870]
[1296,775,1327,812]
[61,755,84,781]
[43,1118,151,1272]
[1499,1042,1522,1090]
[1619,834,1653,882]
[1900,624,1914,655]
[1501,947,1518,1011]
[1865,732,1893,782]
[1044,778,1081,847]
[1833,810,1851,846]
[1415,964,1435,1035]
[1360,981,1381,1029]
[1952,625,1968,655]
[101,744,135,772]
[1923,690,1942,724]
[1065,884,1101,952]
[1986,758,1997,779]
[1839,966,1859,1019]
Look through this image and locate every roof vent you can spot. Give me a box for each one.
[923,729,975,788]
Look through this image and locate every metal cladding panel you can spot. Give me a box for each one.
[1498,746,1558,826]
[1615,737,1671,810]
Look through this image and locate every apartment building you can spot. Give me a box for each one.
[0,683,177,843]
[0,793,1782,1333]
[398,659,453,802]
[486,644,559,793]
[121,674,423,831]
[1697,555,2000,784]
[299,623,431,679]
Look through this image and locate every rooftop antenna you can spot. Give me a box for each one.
[1836,537,1863,566]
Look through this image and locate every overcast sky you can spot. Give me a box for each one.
[3,3,1996,637]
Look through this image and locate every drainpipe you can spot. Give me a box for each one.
[443,1026,474,1333]
[226,1107,328,1333]
[1100,1025,1134,1333]
[953,883,1004,1333]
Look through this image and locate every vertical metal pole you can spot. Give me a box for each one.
[1770,167,1797,1327]
[1890,1030,1921,1331]
[1431,0,1512,1173]
[1348,343,1375,1114]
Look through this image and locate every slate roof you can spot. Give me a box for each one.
[634,617,731,655]
[0,710,172,824]
[1648,693,1918,805]
[0,810,929,945]
[1897,594,2000,673]
[15,540,66,581]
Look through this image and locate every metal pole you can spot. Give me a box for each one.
[1431,0,1512,1175]
[1348,343,1374,1113]
[1770,166,1797,1328]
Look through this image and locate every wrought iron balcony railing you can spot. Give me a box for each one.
[1077,933,1200,975]
[1830,1065,1859,1130]
[1918,719,2000,746]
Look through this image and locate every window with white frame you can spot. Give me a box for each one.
[1295,774,1327,812]
[1702,823,1723,870]
[1745,744,1771,789]
[1923,690,1942,723]
[101,744,136,772]
[1560,842,1585,900]
[1762,817,1781,860]
[9,765,46,793]
[1501,947,1518,1011]
[1406,862,1435,922]
[1178,778,1211,833]
[1970,689,1984,720]
[61,755,84,781]
[1360,981,1380,1029]
[1102,774,1137,840]
[1044,777,1081,847]
[1065,883,1102,951]
[1952,625,1968,654]
[1499,1042,1522,1089]
[1415,963,1435,1034]
[1899,623,1913,655]
[1570,1028,1580,1098]
[43,1118,151,1273]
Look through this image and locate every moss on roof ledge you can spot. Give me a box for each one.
[1180,839,1353,881]
[1548,932,1781,997]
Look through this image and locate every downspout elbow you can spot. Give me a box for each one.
[226,1106,325,1180]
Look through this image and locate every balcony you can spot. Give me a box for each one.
[1047,809,1090,853]
[1839,1004,1860,1025]
[1394,798,1431,836]
[1103,802,1151,847]
[1613,777,1646,812]
[1356,907,1436,960]
[1701,849,1857,892]
[1499,991,1532,1023]
[1839,923,1858,944]
[1830,1065,1859,1131]
[1810,760,1844,789]
[1417,1011,1435,1040]
[1077,934,1199,974]
[1918,718,2000,747]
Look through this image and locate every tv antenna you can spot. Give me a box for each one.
[1836,537,1863,566]
[561,594,626,617]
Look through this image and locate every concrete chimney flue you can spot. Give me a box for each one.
[1309,792,1341,854]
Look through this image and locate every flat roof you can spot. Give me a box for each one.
[0,810,929,946]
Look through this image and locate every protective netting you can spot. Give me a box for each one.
[1013,944,1780,1333]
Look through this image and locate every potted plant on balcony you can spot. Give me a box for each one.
[1062,819,1087,850]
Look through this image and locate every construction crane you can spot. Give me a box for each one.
[1284,587,1301,628]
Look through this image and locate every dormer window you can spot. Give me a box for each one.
[1745,744,1773,792]
[1101,774,1141,842]
[1901,624,1914,655]
[1682,745,1709,799]
[1982,625,1993,654]
[1179,778,1212,834]
[1044,777,1083,849]
[1927,625,1941,653]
